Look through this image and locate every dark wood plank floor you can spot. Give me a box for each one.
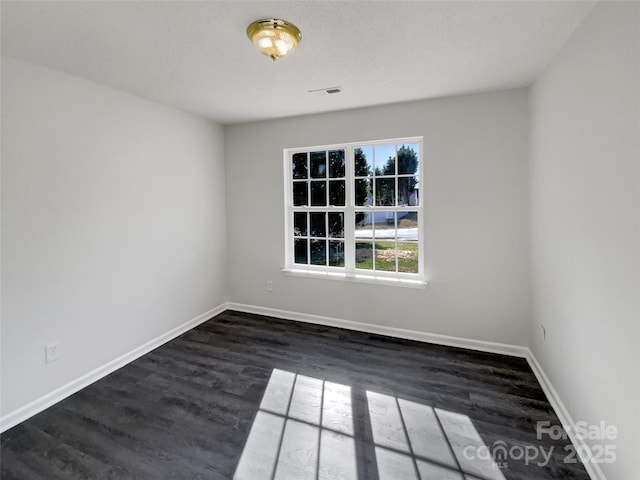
[1,311,589,479]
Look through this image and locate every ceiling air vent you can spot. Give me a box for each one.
[308,86,342,96]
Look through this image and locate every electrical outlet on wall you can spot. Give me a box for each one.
[45,342,60,363]
[266,280,274,292]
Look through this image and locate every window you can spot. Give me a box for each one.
[284,137,424,286]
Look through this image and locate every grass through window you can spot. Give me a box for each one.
[356,242,418,273]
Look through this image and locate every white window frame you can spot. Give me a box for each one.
[283,137,425,288]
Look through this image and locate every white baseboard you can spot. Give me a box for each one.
[0,303,228,433]
[226,302,530,358]
[526,352,606,480]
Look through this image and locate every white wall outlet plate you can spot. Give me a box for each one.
[45,342,60,363]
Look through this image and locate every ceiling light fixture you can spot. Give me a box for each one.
[246,18,302,61]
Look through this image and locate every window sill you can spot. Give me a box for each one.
[282,268,427,289]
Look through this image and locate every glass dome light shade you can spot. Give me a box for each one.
[247,19,302,61]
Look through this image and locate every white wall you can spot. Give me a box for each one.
[530,2,639,479]
[225,89,530,346]
[1,57,228,416]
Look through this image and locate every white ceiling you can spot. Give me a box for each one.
[1,1,595,125]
